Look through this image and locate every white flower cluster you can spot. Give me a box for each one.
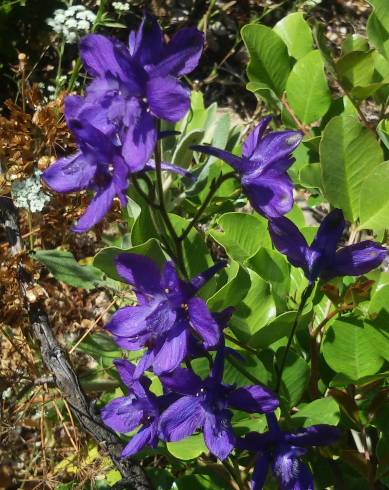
[46,5,96,44]
[12,170,51,213]
[112,2,130,12]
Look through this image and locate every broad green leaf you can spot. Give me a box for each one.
[208,212,267,263]
[77,332,122,364]
[32,249,104,289]
[172,129,205,169]
[364,320,389,362]
[322,319,384,382]
[277,348,310,408]
[176,473,230,490]
[166,433,207,460]
[367,0,389,60]
[377,120,389,150]
[286,50,331,124]
[336,51,375,89]
[273,12,313,59]
[359,162,389,231]
[242,23,291,97]
[342,34,370,55]
[320,115,383,221]
[93,238,166,282]
[368,284,389,317]
[299,163,323,189]
[231,269,276,339]
[207,260,251,310]
[248,247,290,313]
[292,397,340,427]
[249,309,312,349]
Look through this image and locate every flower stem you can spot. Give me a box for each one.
[275,283,314,393]
[154,123,187,277]
[178,171,236,242]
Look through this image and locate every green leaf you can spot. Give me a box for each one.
[166,433,207,460]
[359,162,389,231]
[172,129,205,169]
[367,0,389,60]
[242,23,291,97]
[207,260,251,310]
[93,238,166,282]
[299,162,323,189]
[320,115,383,221]
[322,319,384,382]
[342,34,370,55]
[277,348,310,408]
[32,249,104,289]
[336,51,375,90]
[274,12,313,60]
[231,269,276,340]
[377,119,389,150]
[176,473,230,490]
[208,212,268,264]
[292,397,340,427]
[286,50,331,124]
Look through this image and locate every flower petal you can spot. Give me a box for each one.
[121,424,155,458]
[268,218,309,272]
[228,385,279,414]
[310,209,345,263]
[159,367,202,395]
[154,27,204,77]
[189,261,227,294]
[242,174,294,218]
[252,454,270,490]
[105,305,151,338]
[159,395,204,441]
[129,14,163,67]
[191,144,245,172]
[122,100,157,171]
[147,76,190,122]
[114,253,162,293]
[250,130,303,169]
[72,182,116,233]
[272,450,314,490]
[188,297,220,348]
[322,241,387,280]
[242,117,272,160]
[144,159,193,179]
[285,425,341,448]
[153,322,188,375]
[134,350,155,378]
[203,411,235,460]
[101,396,142,433]
[42,152,96,193]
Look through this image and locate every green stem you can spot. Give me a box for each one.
[276,283,314,393]
[54,41,65,97]
[154,123,187,277]
[27,210,34,249]
[224,333,259,357]
[178,171,236,242]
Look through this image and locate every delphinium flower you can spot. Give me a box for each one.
[47,5,96,44]
[79,13,204,168]
[42,96,133,233]
[192,117,303,218]
[101,359,173,457]
[238,413,340,489]
[105,254,226,375]
[42,96,190,232]
[159,344,279,460]
[268,208,387,284]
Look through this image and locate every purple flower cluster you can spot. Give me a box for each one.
[42,14,203,232]
[45,13,387,489]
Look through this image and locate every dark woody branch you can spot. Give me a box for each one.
[0,196,150,490]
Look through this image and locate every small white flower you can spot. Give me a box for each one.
[12,170,51,213]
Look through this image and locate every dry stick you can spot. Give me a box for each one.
[0,196,150,490]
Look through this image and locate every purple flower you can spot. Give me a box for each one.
[268,209,387,283]
[105,254,226,376]
[239,413,340,490]
[79,14,204,169]
[101,359,165,458]
[159,346,279,461]
[42,96,131,233]
[192,117,302,218]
